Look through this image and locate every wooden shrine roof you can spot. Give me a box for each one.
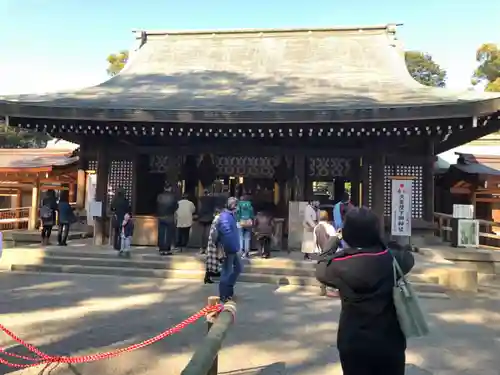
[1,24,500,123]
[454,153,500,176]
[0,149,78,173]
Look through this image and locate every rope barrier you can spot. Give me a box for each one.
[0,303,223,368]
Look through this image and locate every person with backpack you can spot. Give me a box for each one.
[40,190,58,245]
[236,195,254,259]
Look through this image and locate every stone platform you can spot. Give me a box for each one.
[419,246,500,279]
[0,239,478,294]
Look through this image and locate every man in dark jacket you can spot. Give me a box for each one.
[316,207,414,375]
[198,190,216,254]
[110,188,131,250]
[156,184,179,255]
[218,197,243,302]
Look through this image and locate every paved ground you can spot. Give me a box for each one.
[0,273,500,375]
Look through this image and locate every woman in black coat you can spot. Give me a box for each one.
[316,207,414,375]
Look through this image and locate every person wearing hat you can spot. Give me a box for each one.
[217,197,243,302]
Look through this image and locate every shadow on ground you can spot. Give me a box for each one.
[0,271,499,375]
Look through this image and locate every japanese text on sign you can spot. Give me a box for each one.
[391,179,412,237]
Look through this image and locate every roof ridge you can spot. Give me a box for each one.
[133,24,402,37]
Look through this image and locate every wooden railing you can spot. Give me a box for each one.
[0,207,31,230]
[434,212,500,249]
[181,297,236,375]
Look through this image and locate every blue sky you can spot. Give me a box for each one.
[0,0,499,94]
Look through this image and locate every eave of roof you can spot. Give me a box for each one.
[1,24,500,123]
[0,149,78,171]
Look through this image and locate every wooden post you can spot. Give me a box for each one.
[94,147,110,246]
[350,157,361,207]
[14,189,22,229]
[28,178,40,230]
[293,155,305,201]
[76,142,88,209]
[181,298,236,375]
[360,157,370,207]
[371,153,385,237]
[76,170,86,208]
[131,154,138,215]
[422,140,435,222]
[207,296,220,375]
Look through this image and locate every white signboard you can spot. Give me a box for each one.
[89,201,103,218]
[453,204,474,219]
[86,174,97,225]
[391,179,412,237]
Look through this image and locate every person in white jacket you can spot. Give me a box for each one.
[175,194,196,251]
[301,200,320,260]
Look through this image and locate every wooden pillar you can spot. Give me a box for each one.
[94,147,110,246]
[349,157,361,206]
[14,189,22,229]
[69,182,76,203]
[293,155,305,201]
[371,153,386,237]
[131,153,138,215]
[422,140,435,222]
[361,157,370,207]
[28,178,40,230]
[76,142,88,209]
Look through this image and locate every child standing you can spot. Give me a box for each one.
[119,213,134,257]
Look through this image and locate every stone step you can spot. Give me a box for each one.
[8,263,449,297]
[4,250,440,284]
[0,247,478,292]
[8,246,449,274]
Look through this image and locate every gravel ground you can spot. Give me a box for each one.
[0,272,499,375]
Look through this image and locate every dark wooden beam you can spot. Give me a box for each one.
[436,117,500,154]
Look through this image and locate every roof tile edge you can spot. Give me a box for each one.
[132,23,403,37]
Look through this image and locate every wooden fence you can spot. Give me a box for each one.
[0,207,31,230]
[434,212,500,249]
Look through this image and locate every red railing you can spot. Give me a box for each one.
[0,207,31,230]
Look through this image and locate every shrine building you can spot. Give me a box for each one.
[1,24,500,246]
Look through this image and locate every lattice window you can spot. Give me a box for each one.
[87,160,133,204]
[367,164,423,219]
[367,165,373,208]
[109,161,133,202]
[88,160,97,171]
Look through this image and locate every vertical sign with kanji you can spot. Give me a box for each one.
[391,179,412,237]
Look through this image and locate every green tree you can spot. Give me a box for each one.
[472,43,500,92]
[405,51,447,87]
[106,50,129,76]
[0,121,50,148]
